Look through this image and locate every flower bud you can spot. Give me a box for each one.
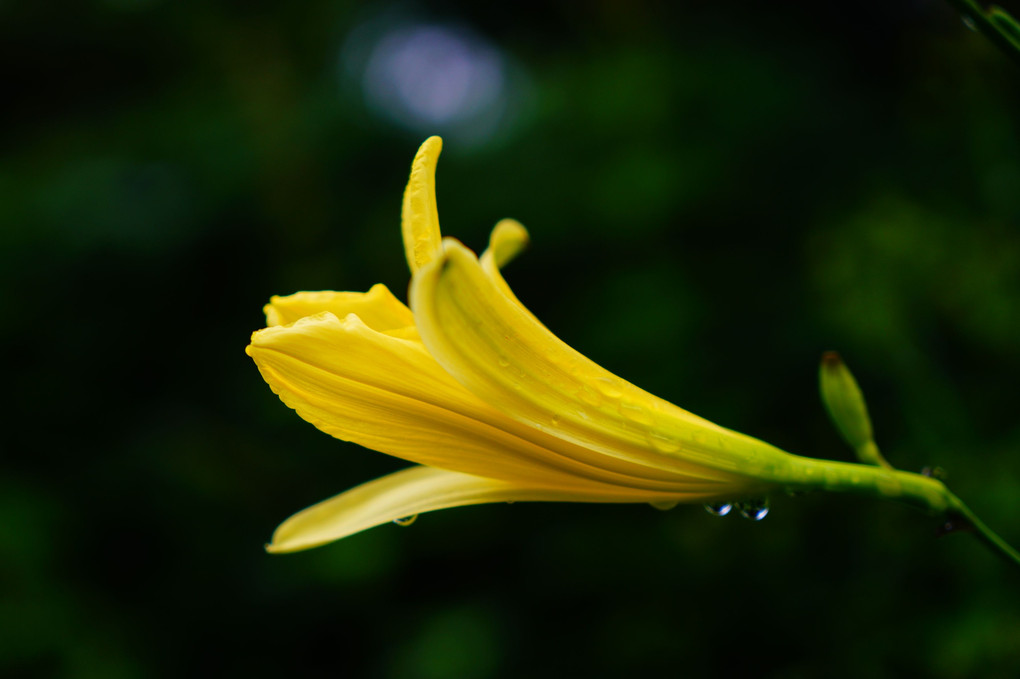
[819,352,887,467]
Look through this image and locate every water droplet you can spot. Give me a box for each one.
[921,466,947,480]
[704,502,733,517]
[936,515,974,537]
[963,15,977,31]
[497,356,510,368]
[736,497,770,521]
[551,414,561,426]
[596,377,623,399]
[647,432,681,453]
[505,500,515,505]
[393,514,418,527]
[619,399,654,425]
[577,387,602,407]
[650,499,679,511]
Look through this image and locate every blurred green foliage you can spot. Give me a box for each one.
[2,1,1020,677]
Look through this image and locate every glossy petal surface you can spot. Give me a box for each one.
[401,136,443,272]
[412,240,788,486]
[265,283,414,330]
[268,465,672,552]
[250,136,801,552]
[248,306,729,495]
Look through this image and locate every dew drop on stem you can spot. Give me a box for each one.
[704,502,733,517]
[736,498,770,521]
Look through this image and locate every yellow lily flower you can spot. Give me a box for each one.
[247,136,954,553]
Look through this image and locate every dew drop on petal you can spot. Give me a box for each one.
[736,498,770,521]
[619,399,654,425]
[551,414,561,426]
[596,377,623,399]
[963,15,977,31]
[704,502,733,517]
[393,514,419,527]
[577,387,602,407]
[647,432,681,454]
[650,499,679,511]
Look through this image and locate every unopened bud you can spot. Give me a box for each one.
[820,352,889,468]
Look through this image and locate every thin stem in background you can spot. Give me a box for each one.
[945,0,1020,66]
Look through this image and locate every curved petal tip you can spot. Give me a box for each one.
[402,137,445,273]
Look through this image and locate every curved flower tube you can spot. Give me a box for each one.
[248,137,962,554]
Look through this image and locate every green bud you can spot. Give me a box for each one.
[819,352,890,468]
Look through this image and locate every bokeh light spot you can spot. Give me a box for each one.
[343,17,526,144]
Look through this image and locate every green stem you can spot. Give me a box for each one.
[945,0,1020,66]
[778,456,1020,569]
[947,493,1020,568]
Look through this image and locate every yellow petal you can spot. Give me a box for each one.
[478,218,543,319]
[480,218,530,271]
[411,240,795,489]
[267,465,669,553]
[264,283,415,330]
[249,312,561,486]
[248,310,726,495]
[401,136,444,273]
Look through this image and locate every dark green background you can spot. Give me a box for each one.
[3,1,1019,677]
